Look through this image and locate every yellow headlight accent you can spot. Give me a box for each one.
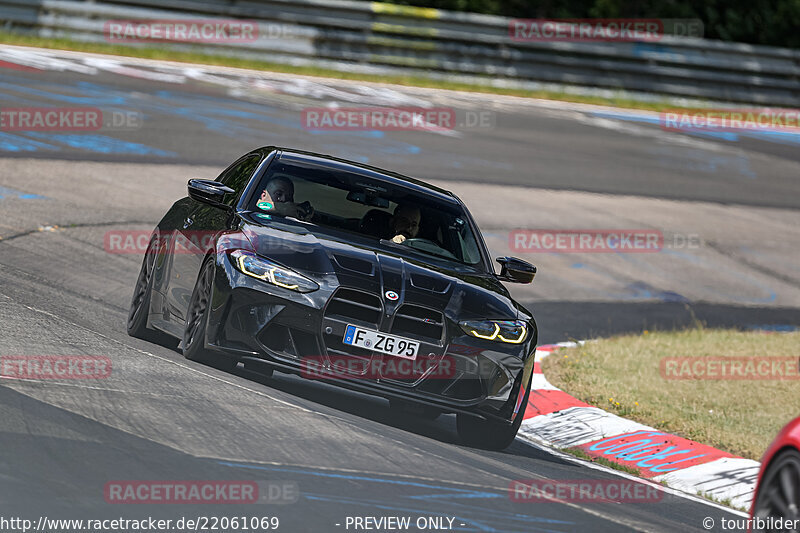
[498,323,527,344]
[236,255,299,290]
[267,268,299,290]
[470,322,499,340]
[236,255,267,280]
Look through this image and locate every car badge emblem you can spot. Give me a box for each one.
[385,290,399,301]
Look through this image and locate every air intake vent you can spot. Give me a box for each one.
[333,255,375,276]
[391,304,444,344]
[324,288,382,327]
[410,274,450,293]
[322,288,383,372]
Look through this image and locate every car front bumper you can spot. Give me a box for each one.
[204,255,536,423]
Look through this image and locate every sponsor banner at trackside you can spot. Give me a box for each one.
[578,430,733,477]
[104,481,298,504]
[518,342,758,508]
[0,355,111,380]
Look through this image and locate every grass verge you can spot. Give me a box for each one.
[0,31,700,113]
[542,328,800,461]
[563,447,642,476]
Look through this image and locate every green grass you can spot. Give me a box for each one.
[697,491,748,511]
[563,447,643,476]
[543,328,800,460]
[0,30,703,113]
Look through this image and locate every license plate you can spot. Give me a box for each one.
[342,325,419,360]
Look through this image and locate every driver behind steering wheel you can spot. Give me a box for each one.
[257,176,314,222]
[388,204,421,244]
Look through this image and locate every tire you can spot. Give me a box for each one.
[456,373,531,451]
[127,235,173,346]
[182,257,237,372]
[752,448,800,527]
[389,398,441,421]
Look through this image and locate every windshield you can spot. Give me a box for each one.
[247,158,485,266]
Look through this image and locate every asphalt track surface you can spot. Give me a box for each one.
[1,45,798,532]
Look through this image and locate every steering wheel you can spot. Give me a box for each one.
[402,237,437,246]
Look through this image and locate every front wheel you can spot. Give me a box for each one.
[183,258,237,372]
[127,234,173,346]
[456,374,531,450]
[752,448,800,527]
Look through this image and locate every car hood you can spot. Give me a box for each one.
[239,217,518,321]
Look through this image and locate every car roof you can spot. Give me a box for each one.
[255,146,460,206]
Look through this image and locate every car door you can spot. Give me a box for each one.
[166,154,262,323]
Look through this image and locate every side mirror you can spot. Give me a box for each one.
[496,257,536,284]
[188,179,235,208]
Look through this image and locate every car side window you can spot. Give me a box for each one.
[217,154,261,205]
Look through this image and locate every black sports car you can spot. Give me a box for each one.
[127,147,538,450]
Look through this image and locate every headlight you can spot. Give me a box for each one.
[459,320,528,344]
[230,250,318,293]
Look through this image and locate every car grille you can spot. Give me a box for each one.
[390,304,444,345]
[321,289,445,380]
[324,287,382,327]
[322,288,382,372]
